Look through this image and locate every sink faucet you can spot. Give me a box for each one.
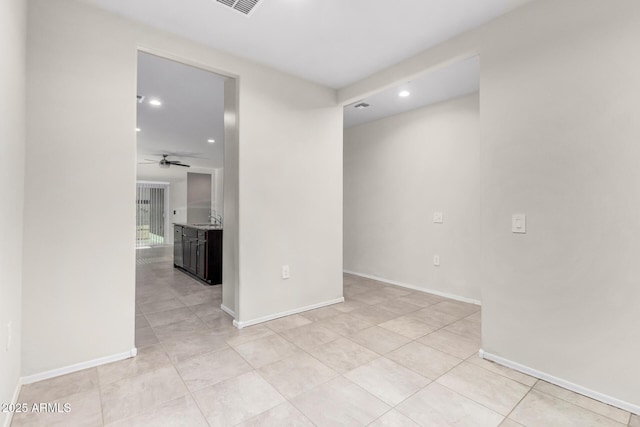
[209,209,223,227]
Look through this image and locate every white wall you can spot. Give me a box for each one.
[236,61,343,324]
[23,0,138,376]
[479,0,640,409]
[223,78,239,314]
[213,167,223,217]
[0,0,26,422]
[340,0,640,411]
[186,172,212,224]
[23,0,342,376]
[344,94,481,302]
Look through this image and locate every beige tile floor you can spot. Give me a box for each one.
[11,247,637,426]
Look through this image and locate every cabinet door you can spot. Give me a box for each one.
[196,239,207,280]
[183,239,193,272]
[188,239,198,274]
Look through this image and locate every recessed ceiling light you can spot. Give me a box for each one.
[207,139,216,144]
[399,90,411,98]
[136,128,141,132]
[149,99,162,106]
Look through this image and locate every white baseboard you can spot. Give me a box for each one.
[344,270,481,306]
[220,304,236,318]
[479,350,640,416]
[20,348,137,385]
[233,297,345,329]
[2,381,22,427]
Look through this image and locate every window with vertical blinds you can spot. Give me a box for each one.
[136,182,169,248]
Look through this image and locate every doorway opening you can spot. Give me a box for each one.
[341,55,482,318]
[134,50,240,347]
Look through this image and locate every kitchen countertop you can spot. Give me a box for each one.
[173,223,223,231]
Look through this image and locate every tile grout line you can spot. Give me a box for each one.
[359,300,465,424]
[170,352,212,427]
[368,293,502,416]
[97,356,188,425]
[249,362,318,427]
[457,349,535,382]
[354,308,501,423]
[531,383,632,425]
[95,367,107,426]
[500,379,540,426]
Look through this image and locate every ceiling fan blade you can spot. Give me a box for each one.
[137,161,156,164]
[151,152,206,159]
[172,163,190,167]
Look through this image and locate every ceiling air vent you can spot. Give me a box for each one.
[216,0,263,16]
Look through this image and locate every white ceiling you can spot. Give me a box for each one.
[137,52,226,169]
[344,56,479,128]
[83,0,532,89]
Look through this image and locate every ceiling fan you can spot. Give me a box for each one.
[140,154,191,168]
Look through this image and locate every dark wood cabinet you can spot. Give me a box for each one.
[181,227,197,275]
[207,230,223,285]
[174,224,222,285]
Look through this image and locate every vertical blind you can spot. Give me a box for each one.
[136,182,169,248]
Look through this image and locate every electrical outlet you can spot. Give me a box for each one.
[433,255,440,266]
[7,322,12,351]
[282,265,290,280]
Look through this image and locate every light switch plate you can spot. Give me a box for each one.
[512,214,526,234]
[282,265,290,280]
[433,212,443,224]
[433,255,440,266]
